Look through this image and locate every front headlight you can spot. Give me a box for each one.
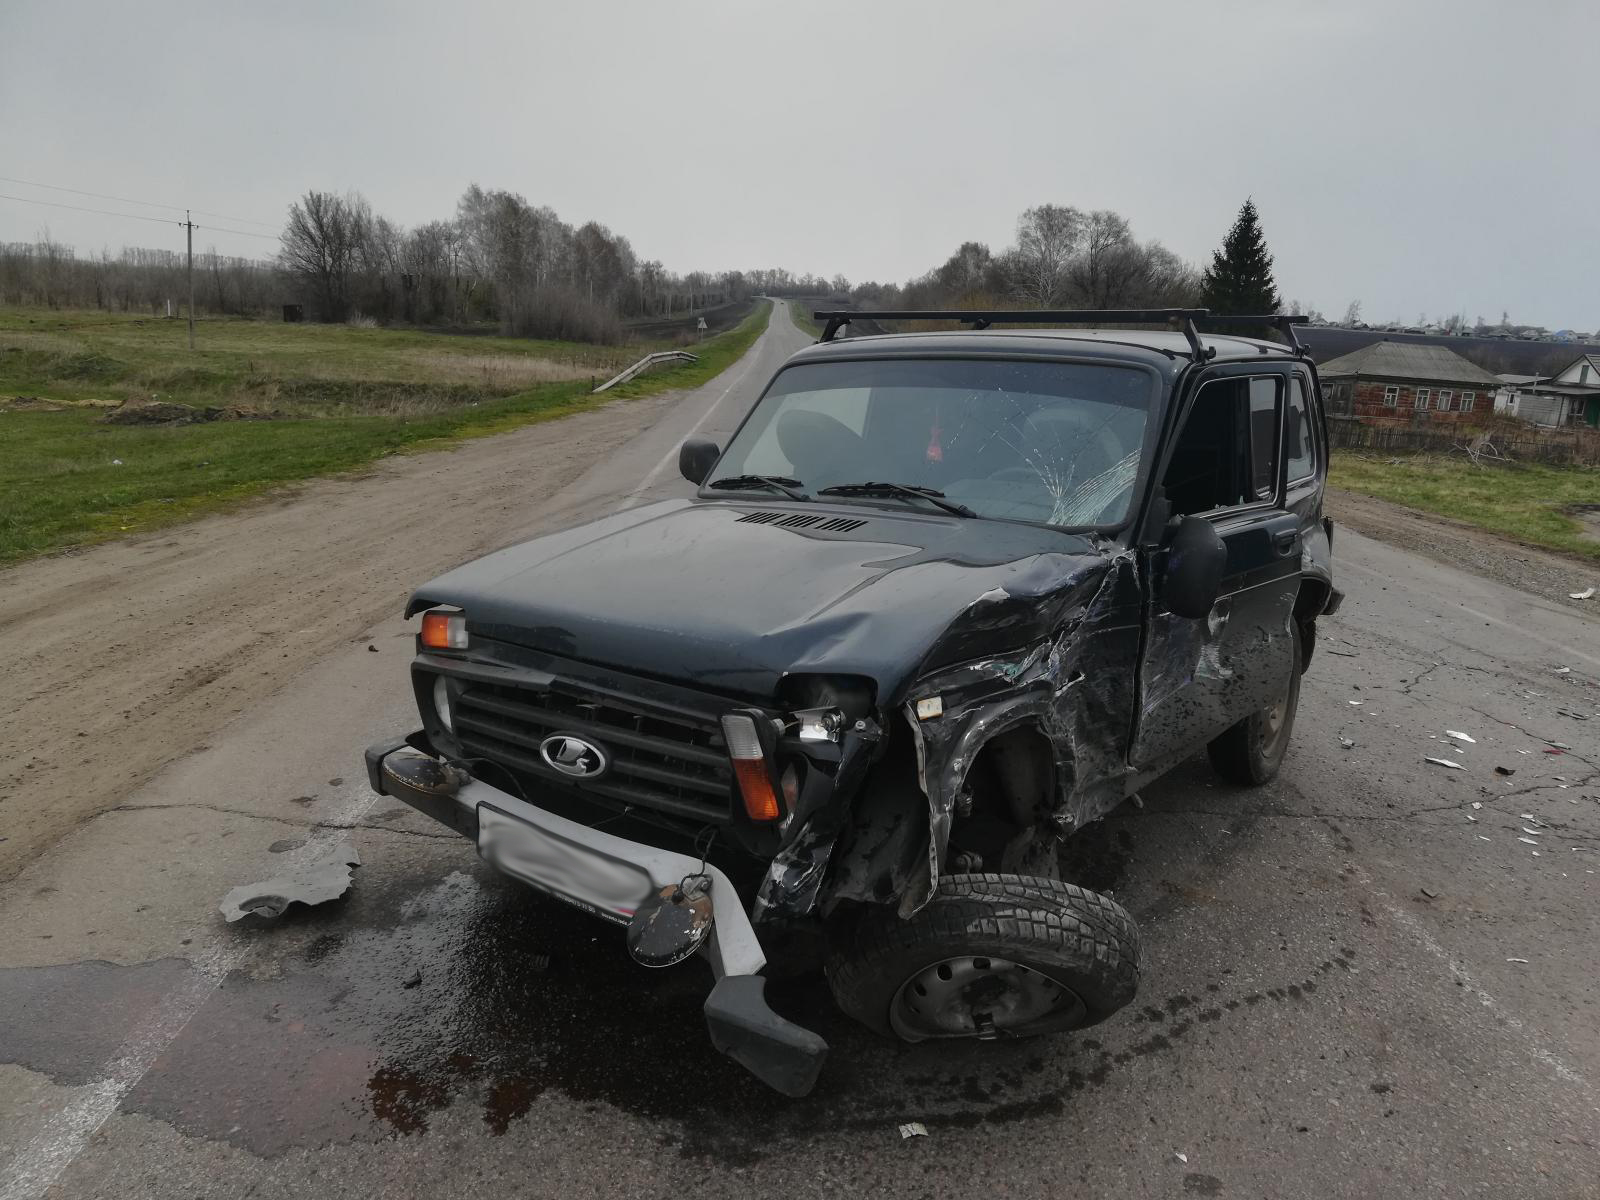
[432,675,454,732]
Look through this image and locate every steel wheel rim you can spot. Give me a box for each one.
[889,955,1087,1041]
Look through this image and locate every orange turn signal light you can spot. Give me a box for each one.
[722,713,783,822]
[420,610,468,651]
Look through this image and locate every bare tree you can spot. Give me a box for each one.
[278,191,370,321]
[1342,300,1362,326]
[1009,204,1083,305]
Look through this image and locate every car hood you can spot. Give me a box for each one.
[409,500,1113,703]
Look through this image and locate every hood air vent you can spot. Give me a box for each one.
[735,511,867,534]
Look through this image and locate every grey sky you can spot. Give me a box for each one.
[3,0,1596,328]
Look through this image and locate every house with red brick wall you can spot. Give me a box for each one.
[1317,341,1502,424]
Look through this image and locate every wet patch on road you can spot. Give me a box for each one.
[0,843,1358,1166]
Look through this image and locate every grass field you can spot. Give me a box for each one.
[1330,452,1600,563]
[788,299,822,339]
[0,304,771,564]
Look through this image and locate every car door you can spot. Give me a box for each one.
[1129,365,1303,773]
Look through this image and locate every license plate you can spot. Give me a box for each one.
[477,805,652,922]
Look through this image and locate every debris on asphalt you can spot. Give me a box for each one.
[367,644,379,653]
[1517,836,1540,845]
[1520,813,1538,821]
[1325,647,1359,657]
[1556,709,1589,721]
[1471,802,1483,809]
[1522,827,1544,835]
[1495,766,1516,776]
[1131,793,1145,809]
[1477,835,1492,841]
[1419,886,1439,899]
[402,968,423,989]
[1445,730,1476,744]
[1174,1152,1189,1164]
[1348,699,1364,706]
[1507,957,1530,964]
[1339,736,1356,749]
[1466,814,1477,822]
[218,838,360,922]
[1554,666,1572,674]
[898,1122,929,1139]
[1570,587,1595,600]
[1425,757,1464,770]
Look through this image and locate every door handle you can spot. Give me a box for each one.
[1273,529,1299,555]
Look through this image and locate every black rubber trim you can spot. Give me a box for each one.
[704,974,829,1097]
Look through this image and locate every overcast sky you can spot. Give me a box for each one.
[3,0,1596,328]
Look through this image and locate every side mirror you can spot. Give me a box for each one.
[679,436,721,485]
[1163,515,1227,619]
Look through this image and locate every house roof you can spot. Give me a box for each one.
[1317,340,1501,386]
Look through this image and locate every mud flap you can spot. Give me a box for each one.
[703,975,829,1097]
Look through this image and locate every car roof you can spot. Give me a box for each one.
[788,327,1299,371]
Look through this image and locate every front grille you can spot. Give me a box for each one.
[452,680,734,822]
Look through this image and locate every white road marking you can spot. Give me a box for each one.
[1351,867,1598,1109]
[0,789,381,1200]
[1336,557,1600,669]
[620,301,783,508]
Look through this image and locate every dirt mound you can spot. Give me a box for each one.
[100,402,283,426]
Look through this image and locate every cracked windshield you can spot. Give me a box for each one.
[708,358,1154,526]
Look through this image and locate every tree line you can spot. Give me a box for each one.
[0,184,836,344]
[831,203,1213,315]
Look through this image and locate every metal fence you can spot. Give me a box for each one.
[1328,418,1600,467]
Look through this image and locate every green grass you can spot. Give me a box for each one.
[788,299,822,340]
[1330,451,1600,562]
[0,303,771,564]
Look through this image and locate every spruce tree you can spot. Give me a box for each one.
[1198,199,1281,316]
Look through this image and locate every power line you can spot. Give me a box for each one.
[0,192,279,242]
[0,191,182,226]
[0,175,278,229]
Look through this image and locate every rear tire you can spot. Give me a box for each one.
[1207,623,1303,785]
[825,873,1141,1042]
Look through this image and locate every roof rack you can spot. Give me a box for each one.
[812,308,1312,359]
[1198,313,1311,357]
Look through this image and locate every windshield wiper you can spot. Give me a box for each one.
[817,481,976,518]
[706,474,811,501]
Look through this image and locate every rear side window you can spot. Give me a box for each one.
[1286,376,1316,483]
[1247,378,1280,499]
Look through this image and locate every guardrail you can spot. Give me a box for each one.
[592,350,699,393]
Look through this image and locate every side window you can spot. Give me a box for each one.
[1161,375,1283,516]
[1247,378,1280,499]
[1286,376,1316,483]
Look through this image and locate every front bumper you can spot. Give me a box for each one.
[364,734,828,1096]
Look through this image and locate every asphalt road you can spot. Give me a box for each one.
[2,300,1597,1199]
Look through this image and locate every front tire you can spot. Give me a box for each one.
[825,874,1141,1042]
[1207,623,1303,785]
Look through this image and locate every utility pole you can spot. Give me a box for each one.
[185,210,195,350]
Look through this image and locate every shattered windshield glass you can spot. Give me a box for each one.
[709,358,1156,527]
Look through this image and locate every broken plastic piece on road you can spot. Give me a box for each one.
[218,839,360,922]
[1419,886,1438,899]
[1466,814,1477,822]
[1445,730,1476,744]
[1507,957,1530,964]
[898,1122,929,1139]
[1554,667,1572,674]
[1495,766,1515,776]
[1517,836,1540,845]
[1477,835,1492,841]
[1471,801,1482,809]
[1570,587,1595,600]
[1175,1152,1189,1164]
[1348,699,1364,706]
[1339,737,1356,749]
[1425,757,1464,770]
